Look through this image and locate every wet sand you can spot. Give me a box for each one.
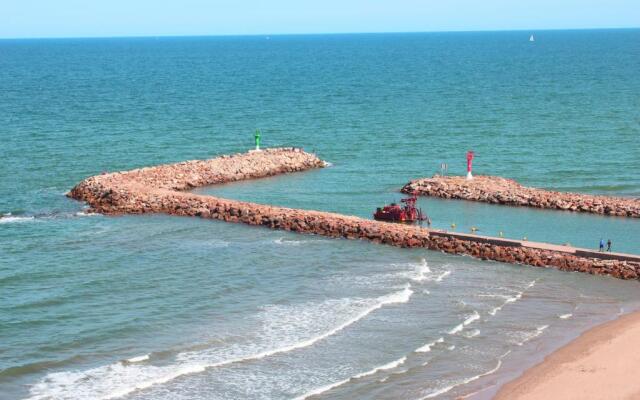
[494,310,640,400]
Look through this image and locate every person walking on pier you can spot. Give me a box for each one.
[599,238,605,252]
[607,239,612,252]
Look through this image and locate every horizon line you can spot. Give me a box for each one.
[1,26,638,41]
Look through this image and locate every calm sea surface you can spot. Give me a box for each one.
[1,30,639,400]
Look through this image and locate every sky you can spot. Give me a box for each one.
[1,0,639,39]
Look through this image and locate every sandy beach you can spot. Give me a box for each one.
[495,310,640,400]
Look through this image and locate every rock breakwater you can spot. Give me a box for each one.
[402,176,640,218]
[69,148,640,280]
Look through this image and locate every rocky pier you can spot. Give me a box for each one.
[69,148,640,280]
[402,175,640,218]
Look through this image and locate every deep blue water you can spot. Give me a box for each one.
[1,30,639,400]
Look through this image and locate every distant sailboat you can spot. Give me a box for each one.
[529,35,535,42]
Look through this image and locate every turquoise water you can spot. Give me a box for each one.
[1,30,640,399]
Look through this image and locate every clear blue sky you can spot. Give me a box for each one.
[2,0,639,39]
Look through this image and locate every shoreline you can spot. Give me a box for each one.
[493,309,640,400]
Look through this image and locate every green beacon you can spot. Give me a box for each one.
[254,129,261,151]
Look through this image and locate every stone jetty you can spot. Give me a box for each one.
[402,175,640,218]
[69,148,640,280]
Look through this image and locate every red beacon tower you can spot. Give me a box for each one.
[466,150,474,180]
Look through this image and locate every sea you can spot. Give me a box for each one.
[1,29,639,400]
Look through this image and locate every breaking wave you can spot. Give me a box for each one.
[487,280,536,316]
[0,214,35,224]
[293,355,407,400]
[420,358,505,399]
[415,337,444,353]
[28,286,414,400]
[409,258,431,282]
[511,325,550,346]
[449,311,480,335]
[274,237,307,246]
[0,211,102,224]
[124,354,150,364]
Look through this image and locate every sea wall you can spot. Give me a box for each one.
[69,148,640,280]
[402,175,640,218]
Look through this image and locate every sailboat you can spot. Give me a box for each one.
[529,34,535,42]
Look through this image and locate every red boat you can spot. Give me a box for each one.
[373,194,427,223]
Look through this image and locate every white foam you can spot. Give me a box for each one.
[462,329,481,338]
[448,323,464,335]
[515,325,550,346]
[559,313,573,319]
[28,286,414,400]
[488,293,520,316]
[488,306,502,316]
[293,355,407,400]
[505,293,522,304]
[406,264,451,283]
[478,294,513,300]
[206,239,230,248]
[464,311,480,325]
[420,359,503,399]
[355,356,407,379]
[486,280,535,317]
[274,237,305,246]
[75,211,101,217]
[449,311,480,335]
[410,258,431,282]
[0,215,35,224]
[415,337,444,353]
[125,354,150,363]
[434,270,451,282]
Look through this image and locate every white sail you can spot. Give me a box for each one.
[529,35,535,42]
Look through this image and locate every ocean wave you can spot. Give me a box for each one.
[28,286,414,400]
[204,239,230,248]
[420,359,504,399]
[558,313,573,319]
[434,270,451,282]
[74,211,102,217]
[0,210,102,224]
[0,215,35,224]
[487,280,536,317]
[273,237,330,246]
[462,329,481,338]
[512,325,550,346]
[124,354,150,364]
[415,337,444,353]
[274,237,306,246]
[449,311,480,335]
[396,259,450,284]
[293,355,407,400]
[409,258,431,282]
